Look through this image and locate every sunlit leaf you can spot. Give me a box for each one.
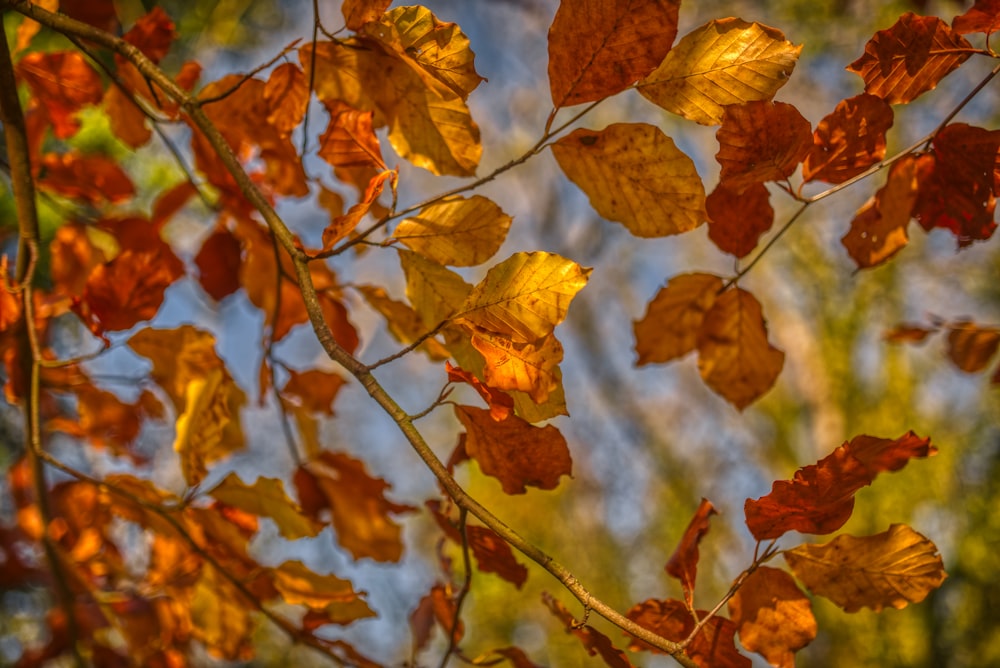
[784,524,947,612]
[803,94,894,183]
[947,321,1000,372]
[268,560,375,623]
[174,367,246,486]
[37,152,135,204]
[716,101,812,193]
[393,196,511,267]
[626,598,750,667]
[322,169,396,250]
[847,13,973,104]
[446,362,514,422]
[456,251,591,343]
[883,323,939,344]
[265,62,308,137]
[195,227,242,301]
[728,567,816,668]
[190,567,253,660]
[551,123,706,237]
[543,592,635,668]
[356,285,451,360]
[634,273,724,365]
[399,249,473,327]
[638,18,801,125]
[706,183,774,258]
[15,50,103,138]
[469,330,562,405]
[208,473,323,540]
[318,101,386,171]
[666,498,717,608]
[122,6,176,63]
[841,155,918,269]
[427,499,529,587]
[280,368,347,416]
[455,405,572,495]
[696,288,784,410]
[342,0,392,30]
[547,0,679,108]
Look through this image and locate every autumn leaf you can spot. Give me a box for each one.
[784,524,947,612]
[542,592,635,668]
[547,0,679,108]
[744,432,936,540]
[946,321,1000,372]
[803,94,894,183]
[173,367,246,486]
[267,560,375,623]
[37,152,135,205]
[455,405,572,494]
[190,567,253,660]
[883,323,938,343]
[728,566,816,668]
[280,369,347,416]
[638,18,801,125]
[456,251,591,343]
[446,362,514,421]
[696,288,784,410]
[551,123,706,237]
[208,473,323,540]
[356,285,451,360]
[411,584,464,649]
[626,599,750,667]
[427,500,529,587]
[318,101,386,171]
[195,227,242,301]
[342,0,392,30]
[716,101,812,194]
[666,498,717,608]
[953,0,1000,35]
[847,13,974,104]
[322,169,396,250]
[265,62,308,137]
[706,183,774,258]
[122,6,177,62]
[469,329,562,405]
[15,50,103,138]
[393,195,511,267]
[841,155,918,269]
[634,273,724,364]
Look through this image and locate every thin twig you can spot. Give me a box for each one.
[365,320,448,371]
[438,507,472,668]
[197,39,301,106]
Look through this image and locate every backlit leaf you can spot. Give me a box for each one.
[627,599,750,667]
[716,101,812,194]
[393,196,511,267]
[173,367,246,486]
[547,0,679,108]
[728,567,816,668]
[342,0,391,30]
[803,94,894,183]
[208,473,323,540]
[322,169,395,250]
[745,432,936,540]
[953,0,1000,34]
[638,18,801,126]
[195,227,242,301]
[318,101,386,171]
[947,322,1000,372]
[469,330,562,405]
[265,62,308,137]
[784,524,947,612]
[122,6,176,63]
[190,567,253,660]
[696,288,784,410]
[551,123,706,237]
[37,152,135,205]
[399,249,473,327]
[706,183,774,258]
[281,369,347,416]
[543,592,635,668]
[665,498,717,608]
[847,13,973,104]
[427,500,529,587]
[446,362,514,422]
[841,155,918,269]
[455,405,572,495]
[15,50,103,138]
[268,560,374,622]
[457,252,590,343]
[634,273,724,364]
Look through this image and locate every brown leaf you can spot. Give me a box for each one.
[953,0,1000,34]
[208,474,324,540]
[267,560,374,623]
[744,432,936,540]
[634,273,724,365]
[446,362,514,422]
[883,323,938,343]
[16,51,103,138]
[467,525,529,588]
[728,567,816,668]
[552,123,706,237]
[543,592,635,668]
[947,321,1000,372]
[841,155,918,269]
[665,499,717,608]
[265,63,309,136]
[280,368,347,415]
[322,169,395,251]
[706,182,774,258]
[195,227,242,301]
[122,6,176,63]
[784,524,947,612]
[455,405,572,494]
[548,0,679,108]
[318,101,386,171]
[37,152,135,204]
[696,288,784,410]
[847,13,973,104]
[626,599,750,667]
[803,94,894,183]
[716,101,812,194]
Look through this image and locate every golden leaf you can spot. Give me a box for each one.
[784,524,947,612]
[208,473,323,541]
[190,567,253,660]
[399,249,473,328]
[552,123,706,237]
[634,273,724,365]
[269,560,375,623]
[456,252,591,343]
[173,368,246,487]
[356,284,451,360]
[393,195,512,267]
[469,330,563,404]
[638,18,801,125]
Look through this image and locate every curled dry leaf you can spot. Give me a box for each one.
[706,182,774,258]
[552,123,706,237]
[728,566,816,668]
[716,100,812,194]
[803,94,894,184]
[634,273,724,364]
[543,592,635,668]
[639,18,801,125]
[665,498,717,608]
[784,524,947,612]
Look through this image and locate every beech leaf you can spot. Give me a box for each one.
[706,183,774,258]
[634,273,724,364]
[399,249,473,328]
[803,94,894,184]
[208,473,323,540]
[946,322,1000,372]
[841,155,918,269]
[543,592,635,667]
[468,330,563,405]
[268,560,375,623]
[728,566,817,668]
[666,498,717,608]
[716,100,812,194]
[393,195,512,267]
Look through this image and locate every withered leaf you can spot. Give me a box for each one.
[716,101,812,194]
[706,182,774,258]
[634,273,724,365]
[804,94,894,184]
[665,498,717,608]
[728,566,816,668]
[947,321,1000,372]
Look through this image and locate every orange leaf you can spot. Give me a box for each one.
[427,500,528,587]
[634,273,723,365]
[468,330,562,405]
[122,6,176,63]
[947,321,1000,372]
[841,155,918,269]
[47,384,146,458]
[716,101,812,194]
[49,223,113,297]
[295,451,415,562]
[208,474,323,541]
[455,405,572,494]
[542,592,635,668]
[696,288,784,410]
[803,94,894,183]
[784,524,947,612]
[744,432,936,540]
[194,228,242,301]
[706,182,774,258]
[267,560,374,622]
[322,169,395,250]
[547,0,679,108]
[318,101,386,171]
[280,368,347,415]
[103,84,152,148]
[356,284,451,360]
[883,323,938,343]
[342,0,392,30]
[847,13,973,104]
[265,63,308,137]
[446,361,514,422]
[15,51,103,138]
[626,599,750,667]
[953,0,1000,35]
[37,152,135,205]
[665,498,717,608]
[728,567,816,668]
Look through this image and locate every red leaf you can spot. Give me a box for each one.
[803,94,894,184]
[947,322,1000,372]
[37,152,135,204]
[744,432,936,540]
[626,599,750,667]
[715,100,812,194]
[543,592,635,668]
[841,155,918,269]
[665,498,717,607]
[953,0,1000,35]
[16,51,103,139]
[446,361,514,421]
[195,228,242,301]
[705,182,774,258]
[426,500,529,588]
[122,6,176,63]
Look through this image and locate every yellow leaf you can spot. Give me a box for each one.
[269,560,375,623]
[393,195,512,266]
[173,368,245,487]
[127,325,224,411]
[547,0,680,108]
[399,249,472,328]
[190,567,253,660]
[784,524,947,612]
[208,473,323,540]
[638,18,801,125]
[551,123,706,237]
[634,273,724,364]
[456,252,591,343]
[728,566,817,668]
[511,374,568,423]
[469,329,563,404]
[356,284,451,360]
[696,288,784,409]
[362,6,485,101]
